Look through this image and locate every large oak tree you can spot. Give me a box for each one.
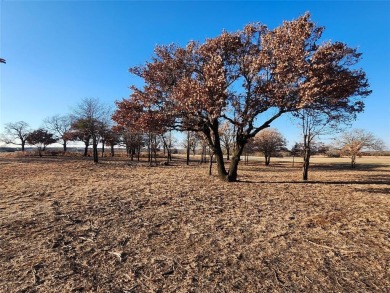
[114,13,370,182]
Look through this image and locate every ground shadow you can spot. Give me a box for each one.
[239,180,390,186]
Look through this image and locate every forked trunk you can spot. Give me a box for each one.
[213,148,228,180]
[226,143,245,182]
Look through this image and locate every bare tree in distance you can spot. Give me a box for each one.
[182,131,199,165]
[72,98,111,163]
[114,13,371,182]
[161,131,176,164]
[253,128,286,166]
[44,114,72,152]
[219,122,235,161]
[336,129,385,168]
[26,128,57,157]
[294,108,356,180]
[0,121,31,151]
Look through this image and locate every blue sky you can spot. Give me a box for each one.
[1,1,389,149]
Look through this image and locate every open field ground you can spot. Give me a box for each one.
[1,154,389,292]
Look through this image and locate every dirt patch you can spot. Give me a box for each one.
[1,155,389,292]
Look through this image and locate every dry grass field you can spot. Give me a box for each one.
[0,153,389,292]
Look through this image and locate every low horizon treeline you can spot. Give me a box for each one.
[2,146,390,157]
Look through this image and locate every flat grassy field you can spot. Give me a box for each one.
[0,154,389,292]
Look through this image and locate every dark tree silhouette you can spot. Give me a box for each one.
[26,128,57,157]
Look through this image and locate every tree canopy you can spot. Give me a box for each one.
[337,129,384,168]
[253,129,287,166]
[26,128,57,157]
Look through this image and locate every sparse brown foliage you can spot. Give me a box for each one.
[253,128,286,166]
[337,129,385,168]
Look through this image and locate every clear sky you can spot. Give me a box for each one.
[1,1,389,149]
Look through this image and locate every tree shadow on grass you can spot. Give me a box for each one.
[356,187,390,195]
[239,179,390,186]
[242,162,389,171]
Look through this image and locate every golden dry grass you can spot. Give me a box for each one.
[0,154,389,292]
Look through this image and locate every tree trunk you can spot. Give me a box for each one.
[226,147,230,161]
[153,143,158,166]
[302,134,311,181]
[213,146,228,180]
[209,153,214,175]
[148,135,152,165]
[110,145,114,157]
[303,149,310,181]
[161,136,171,165]
[265,155,271,166]
[38,147,42,157]
[351,155,356,168]
[226,143,245,182]
[84,143,89,156]
[186,132,190,165]
[63,140,67,152]
[101,141,105,158]
[21,140,25,152]
[166,147,171,164]
[92,137,98,163]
